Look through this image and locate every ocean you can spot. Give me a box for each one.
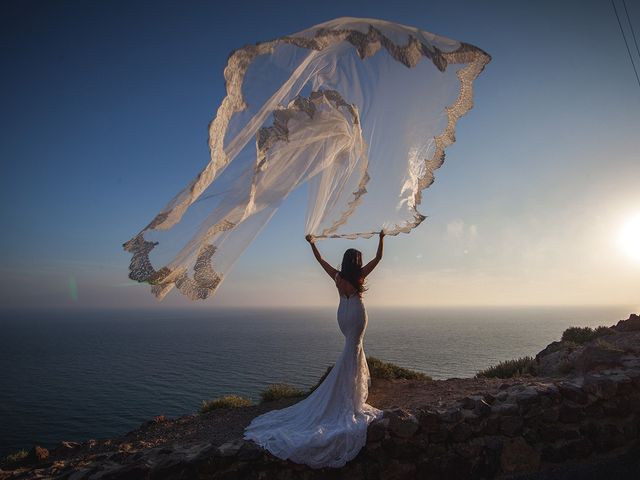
[0,305,634,457]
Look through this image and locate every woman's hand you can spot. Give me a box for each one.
[305,234,314,244]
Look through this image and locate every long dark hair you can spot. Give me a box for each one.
[340,248,366,295]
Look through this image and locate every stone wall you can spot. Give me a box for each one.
[102,366,640,480]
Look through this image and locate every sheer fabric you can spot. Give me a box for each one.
[123,17,490,300]
[244,289,381,468]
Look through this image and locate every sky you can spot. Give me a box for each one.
[1,0,639,311]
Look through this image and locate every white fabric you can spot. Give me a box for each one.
[244,291,382,468]
[123,17,490,300]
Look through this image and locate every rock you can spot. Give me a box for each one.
[140,415,168,431]
[460,395,492,417]
[541,406,560,422]
[451,422,473,442]
[27,446,49,463]
[513,387,540,407]
[614,313,640,332]
[500,437,540,474]
[538,424,580,442]
[483,392,496,404]
[557,381,588,404]
[541,438,593,462]
[380,460,416,480]
[574,344,625,373]
[237,441,263,461]
[500,416,523,436]
[461,395,482,410]
[217,439,244,457]
[386,408,419,438]
[609,372,634,394]
[536,344,575,377]
[492,402,519,416]
[418,409,439,428]
[583,374,617,399]
[592,423,627,452]
[367,417,389,442]
[441,407,463,424]
[559,402,584,423]
[495,391,508,401]
[536,340,566,359]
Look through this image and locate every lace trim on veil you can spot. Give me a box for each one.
[123,20,491,300]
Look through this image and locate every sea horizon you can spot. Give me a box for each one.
[1,304,636,457]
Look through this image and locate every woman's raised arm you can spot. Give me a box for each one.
[362,231,384,277]
[306,235,339,279]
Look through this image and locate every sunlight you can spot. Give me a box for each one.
[618,213,640,262]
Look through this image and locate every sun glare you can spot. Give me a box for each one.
[619,214,640,262]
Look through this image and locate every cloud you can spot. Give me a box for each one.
[446,220,479,244]
[446,220,465,239]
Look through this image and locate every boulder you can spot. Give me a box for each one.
[573,344,625,373]
[367,417,389,442]
[386,408,419,439]
[500,437,540,474]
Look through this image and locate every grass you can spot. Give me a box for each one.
[2,449,28,468]
[561,326,613,344]
[260,383,305,403]
[367,356,431,380]
[308,356,430,393]
[200,395,252,414]
[200,358,431,412]
[475,356,538,379]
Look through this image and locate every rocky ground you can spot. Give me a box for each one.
[3,314,640,479]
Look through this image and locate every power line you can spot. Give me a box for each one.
[622,0,640,59]
[611,0,640,88]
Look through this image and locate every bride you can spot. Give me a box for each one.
[244,231,386,468]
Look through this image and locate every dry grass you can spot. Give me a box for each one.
[200,395,252,414]
[475,356,538,379]
[260,384,305,403]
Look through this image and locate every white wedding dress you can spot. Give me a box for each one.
[244,282,382,468]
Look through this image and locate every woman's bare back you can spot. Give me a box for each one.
[335,273,359,298]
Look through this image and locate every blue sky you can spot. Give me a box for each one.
[1,0,639,310]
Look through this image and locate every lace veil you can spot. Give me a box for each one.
[123,17,491,300]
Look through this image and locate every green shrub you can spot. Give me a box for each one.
[260,383,305,403]
[476,356,538,379]
[200,395,252,413]
[367,356,430,380]
[2,449,28,468]
[561,326,613,344]
[308,357,430,394]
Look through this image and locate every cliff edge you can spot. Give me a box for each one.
[3,314,640,479]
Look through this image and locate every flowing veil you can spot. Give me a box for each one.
[123,17,491,300]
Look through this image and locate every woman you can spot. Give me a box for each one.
[244,231,386,469]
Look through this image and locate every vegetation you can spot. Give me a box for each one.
[2,449,28,468]
[308,356,430,393]
[561,325,613,344]
[260,383,305,403]
[475,356,538,379]
[200,395,252,413]
[367,356,431,380]
[593,337,624,352]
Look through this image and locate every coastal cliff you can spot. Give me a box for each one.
[3,314,640,479]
